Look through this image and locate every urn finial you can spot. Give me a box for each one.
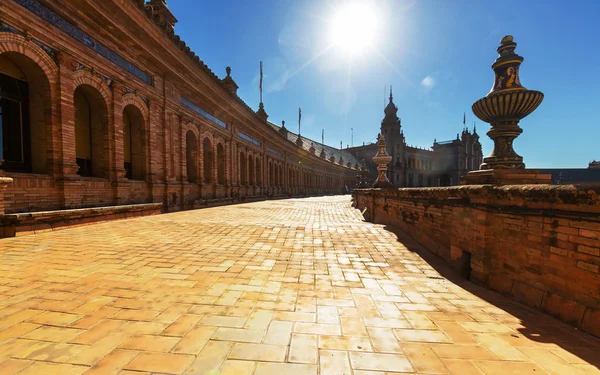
[471,35,544,170]
[372,133,394,188]
[488,35,526,95]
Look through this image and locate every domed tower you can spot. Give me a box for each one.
[380,86,405,186]
[461,125,473,174]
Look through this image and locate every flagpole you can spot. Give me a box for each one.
[298,107,301,136]
[259,61,263,104]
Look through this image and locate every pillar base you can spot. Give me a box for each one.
[0,177,14,215]
[373,180,395,189]
[461,169,552,185]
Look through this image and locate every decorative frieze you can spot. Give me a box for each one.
[268,148,282,157]
[13,0,153,85]
[123,87,149,107]
[0,20,57,61]
[180,96,226,129]
[238,132,261,147]
[72,62,113,89]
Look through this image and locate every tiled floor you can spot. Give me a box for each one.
[0,195,599,374]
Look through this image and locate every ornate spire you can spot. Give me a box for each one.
[256,102,268,121]
[278,120,288,137]
[319,129,326,158]
[221,66,239,96]
[146,0,177,31]
[384,85,398,116]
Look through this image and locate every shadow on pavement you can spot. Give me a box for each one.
[383,224,600,369]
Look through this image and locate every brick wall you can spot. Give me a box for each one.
[0,1,357,215]
[353,184,600,337]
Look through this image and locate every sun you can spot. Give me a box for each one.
[328,2,378,57]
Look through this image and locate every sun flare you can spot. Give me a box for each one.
[328,2,378,57]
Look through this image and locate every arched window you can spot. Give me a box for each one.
[255,157,261,187]
[239,151,247,185]
[185,131,197,183]
[203,138,213,184]
[74,85,108,178]
[217,143,225,185]
[0,53,50,174]
[123,105,146,180]
[248,157,255,186]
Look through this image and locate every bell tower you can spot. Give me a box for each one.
[380,86,405,186]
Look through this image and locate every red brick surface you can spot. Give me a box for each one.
[0,196,598,374]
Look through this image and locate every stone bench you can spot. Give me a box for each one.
[0,203,163,238]
[193,197,236,208]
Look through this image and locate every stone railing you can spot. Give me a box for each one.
[353,184,600,337]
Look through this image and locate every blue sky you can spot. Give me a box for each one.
[168,0,599,168]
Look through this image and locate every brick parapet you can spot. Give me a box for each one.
[353,184,600,337]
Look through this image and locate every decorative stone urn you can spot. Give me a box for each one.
[355,159,370,188]
[359,159,370,187]
[355,171,362,189]
[472,35,544,170]
[372,134,394,188]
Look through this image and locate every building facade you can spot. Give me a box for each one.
[0,0,358,215]
[348,91,483,187]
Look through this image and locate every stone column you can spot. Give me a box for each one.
[0,177,13,215]
[197,130,203,184]
[55,53,83,209]
[111,82,130,205]
[246,149,250,188]
[147,100,162,203]
[212,137,218,198]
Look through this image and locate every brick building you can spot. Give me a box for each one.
[0,0,358,216]
[348,90,483,187]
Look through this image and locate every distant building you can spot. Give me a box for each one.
[347,90,483,187]
[538,162,600,184]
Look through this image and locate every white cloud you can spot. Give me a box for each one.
[421,75,436,89]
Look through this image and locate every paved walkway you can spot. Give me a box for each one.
[0,196,599,375]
